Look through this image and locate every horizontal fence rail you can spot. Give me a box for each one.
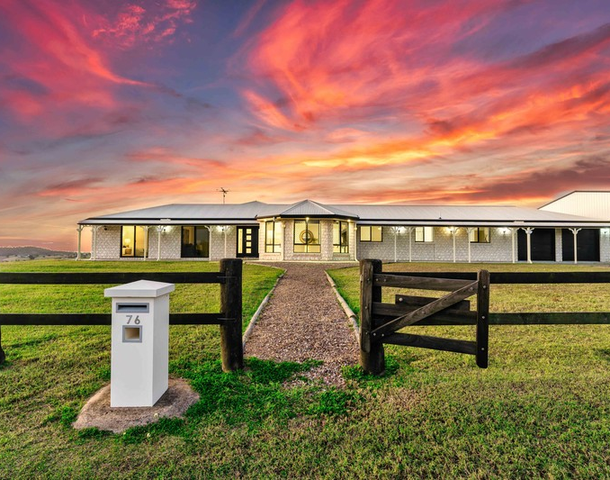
[0,272,226,285]
[0,259,244,371]
[383,271,610,284]
[0,313,230,326]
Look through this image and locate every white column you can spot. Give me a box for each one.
[466,227,475,263]
[281,222,286,261]
[156,226,164,261]
[223,227,228,258]
[523,227,534,264]
[76,225,85,260]
[90,226,99,260]
[510,228,517,263]
[569,228,581,264]
[451,228,458,263]
[392,227,399,263]
[408,227,413,262]
[353,222,358,261]
[142,226,150,261]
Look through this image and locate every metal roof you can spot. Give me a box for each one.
[256,199,358,219]
[330,204,600,222]
[79,199,610,227]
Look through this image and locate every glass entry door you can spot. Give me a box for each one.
[236,226,259,258]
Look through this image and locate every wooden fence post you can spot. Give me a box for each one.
[219,258,244,372]
[360,259,385,375]
[476,269,490,368]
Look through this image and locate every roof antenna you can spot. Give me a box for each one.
[217,187,229,204]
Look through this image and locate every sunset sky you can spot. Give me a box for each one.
[1,0,610,250]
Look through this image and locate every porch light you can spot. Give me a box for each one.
[447,227,455,233]
[499,227,511,235]
[601,228,610,236]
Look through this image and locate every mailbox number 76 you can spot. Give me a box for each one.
[126,315,141,325]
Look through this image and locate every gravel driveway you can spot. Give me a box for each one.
[244,262,359,386]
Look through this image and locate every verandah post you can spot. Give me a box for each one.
[360,259,385,375]
[219,258,244,371]
[476,269,490,368]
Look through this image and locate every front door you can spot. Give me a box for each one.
[237,226,259,258]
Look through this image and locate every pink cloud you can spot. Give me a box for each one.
[92,1,197,48]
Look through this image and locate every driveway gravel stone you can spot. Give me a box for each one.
[244,262,359,387]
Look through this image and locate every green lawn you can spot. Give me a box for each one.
[1,260,610,478]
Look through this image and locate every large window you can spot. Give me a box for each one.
[415,227,434,242]
[265,221,282,253]
[181,226,209,258]
[360,226,383,242]
[333,221,349,253]
[121,226,147,257]
[294,220,321,253]
[469,227,490,243]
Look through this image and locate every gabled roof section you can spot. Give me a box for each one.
[258,199,358,219]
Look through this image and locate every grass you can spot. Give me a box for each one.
[1,260,610,477]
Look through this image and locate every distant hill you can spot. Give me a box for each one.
[0,246,76,258]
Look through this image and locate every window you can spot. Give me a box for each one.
[294,220,321,253]
[333,221,349,253]
[265,221,282,253]
[415,227,434,242]
[360,226,383,242]
[121,226,147,257]
[181,226,209,257]
[469,227,490,243]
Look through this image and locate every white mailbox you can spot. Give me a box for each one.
[104,280,175,407]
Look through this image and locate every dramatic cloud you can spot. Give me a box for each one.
[1,0,610,249]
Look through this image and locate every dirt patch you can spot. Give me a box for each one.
[73,378,199,434]
[244,262,359,387]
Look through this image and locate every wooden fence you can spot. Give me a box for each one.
[360,259,610,375]
[0,258,243,372]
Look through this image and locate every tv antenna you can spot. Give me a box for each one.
[217,187,229,204]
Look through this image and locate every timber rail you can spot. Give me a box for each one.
[0,258,243,371]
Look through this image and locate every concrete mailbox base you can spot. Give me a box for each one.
[73,378,199,433]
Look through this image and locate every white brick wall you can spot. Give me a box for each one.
[148,227,181,259]
[93,226,121,259]
[210,226,237,261]
[91,222,609,263]
[601,231,610,262]
[357,227,515,262]
[555,229,563,262]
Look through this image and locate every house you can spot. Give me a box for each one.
[78,193,610,263]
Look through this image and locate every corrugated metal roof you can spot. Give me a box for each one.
[79,199,610,226]
[330,204,599,222]
[80,201,283,222]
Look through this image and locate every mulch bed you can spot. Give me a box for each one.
[244,263,359,387]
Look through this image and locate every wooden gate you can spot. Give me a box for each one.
[360,259,489,375]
